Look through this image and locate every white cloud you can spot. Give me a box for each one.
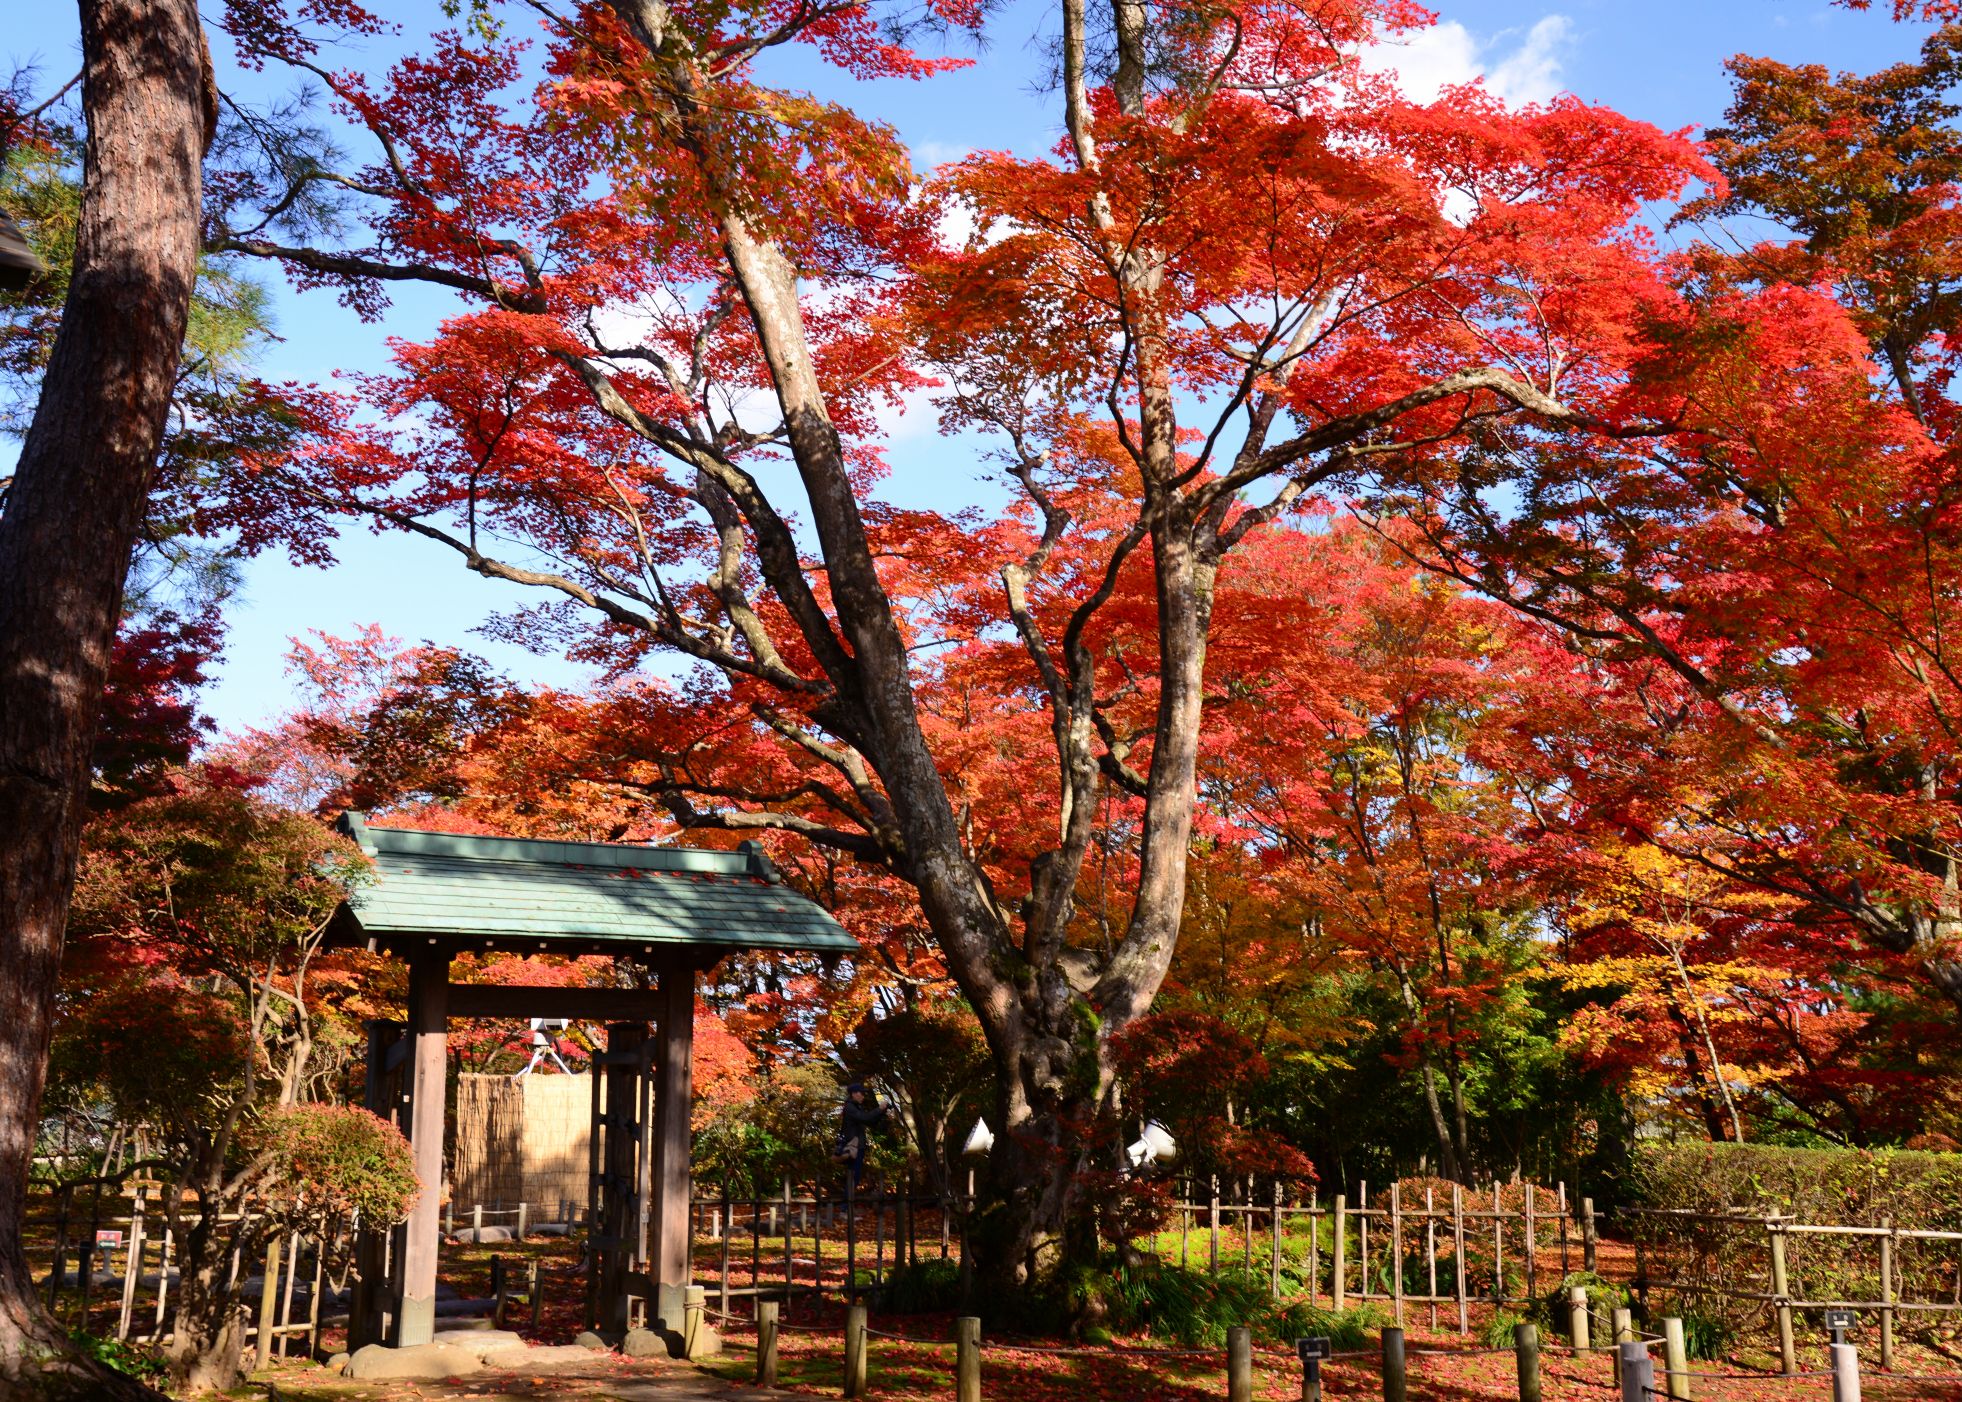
[1362,13,1574,109]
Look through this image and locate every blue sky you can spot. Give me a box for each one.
[0,1,1936,735]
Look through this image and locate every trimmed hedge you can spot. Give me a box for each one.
[1633,1141,1962,1230]
[1629,1141,1962,1340]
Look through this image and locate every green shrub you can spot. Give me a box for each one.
[883,1257,964,1314]
[1087,1257,1385,1348]
[1481,1309,1528,1351]
[67,1327,165,1382]
[1675,1307,1736,1361]
[1633,1142,1962,1343]
[1531,1271,1629,1338]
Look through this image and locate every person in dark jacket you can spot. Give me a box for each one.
[834,1082,887,1193]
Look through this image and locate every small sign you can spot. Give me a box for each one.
[1824,1309,1856,1333]
[93,1230,122,1250]
[1296,1336,1332,1361]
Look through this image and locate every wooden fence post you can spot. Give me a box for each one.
[1332,1196,1347,1309]
[1228,1325,1252,1402]
[757,1299,779,1387]
[1582,1198,1598,1273]
[1769,1218,1796,1376]
[254,1235,283,1372]
[844,1302,868,1398]
[1389,1181,1404,1327]
[116,1190,144,1342]
[956,1315,982,1402]
[784,1178,795,1307]
[277,1229,300,1357]
[1514,1322,1541,1402]
[1381,1325,1406,1402]
[1880,1219,1895,1372]
[530,1258,543,1330]
[1209,1177,1221,1274]
[1663,1316,1691,1402]
[1611,1306,1633,1384]
[1452,1183,1468,1335]
[1569,1285,1590,1354]
[1524,1185,1538,1300]
[1270,1183,1283,1298]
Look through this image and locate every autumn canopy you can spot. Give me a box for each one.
[8,0,1962,1388]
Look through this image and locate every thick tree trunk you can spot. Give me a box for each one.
[163,1233,245,1394]
[0,2,210,1395]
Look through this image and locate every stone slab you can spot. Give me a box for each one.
[481,1343,607,1369]
[432,1328,528,1359]
[344,1341,485,1380]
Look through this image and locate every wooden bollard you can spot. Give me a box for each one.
[956,1316,982,1402]
[1611,1306,1633,1383]
[517,1201,528,1238]
[757,1300,780,1387]
[529,1258,543,1330]
[1569,1286,1590,1354]
[492,1255,508,1327]
[1581,1198,1598,1272]
[1514,1322,1541,1402]
[844,1303,868,1398]
[1381,1326,1406,1402]
[1663,1317,1691,1401]
[253,1235,283,1371]
[1227,1326,1252,1402]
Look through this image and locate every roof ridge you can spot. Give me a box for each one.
[335,811,775,879]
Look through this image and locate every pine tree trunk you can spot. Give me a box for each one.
[0,3,210,1395]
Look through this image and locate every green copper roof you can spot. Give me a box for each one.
[327,812,857,957]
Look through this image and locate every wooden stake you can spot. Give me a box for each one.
[1227,1325,1252,1402]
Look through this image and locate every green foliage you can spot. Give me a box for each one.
[697,1060,844,1189]
[882,1257,966,1314]
[1676,1307,1737,1361]
[1633,1141,1962,1344]
[45,977,249,1141]
[65,1327,166,1382]
[253,1103,420,1226]
[1532,1270,1629,1338]
[1481,1309,1528,1351]
[69,788,368,982]
[1634,1141,1962,1228]
[1075,1257,1385,1348]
